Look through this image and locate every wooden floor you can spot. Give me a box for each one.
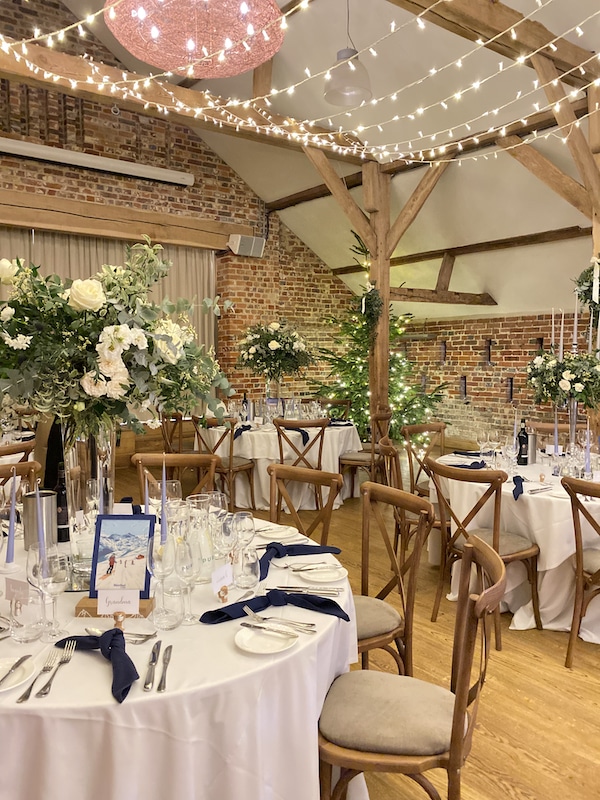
[115,466,600,800]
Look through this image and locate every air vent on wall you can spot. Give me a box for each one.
[227,234,266,258]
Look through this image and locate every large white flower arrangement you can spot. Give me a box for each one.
[0,239,232,442]
[527,350,600,408]
[237,320,314,383]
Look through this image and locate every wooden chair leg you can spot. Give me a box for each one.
[493,606,502,651]
[565,586,584,668]
[319,759,333,800]
[246,468,256,511]
[431,538,450,623]
[528,557,543,630]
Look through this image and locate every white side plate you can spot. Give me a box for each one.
[234,627,298,655]
[0,657,35,692]
[298,566,348,584]
[256,526,300,542]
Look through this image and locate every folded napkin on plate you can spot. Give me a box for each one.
[56,630,139,703]
[448,460,487,469]
[234,424,253,440]
[200,588,349,624]
[513,475,524,500]
[259,541,341,580]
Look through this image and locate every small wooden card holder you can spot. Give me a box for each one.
[75,597,154,618]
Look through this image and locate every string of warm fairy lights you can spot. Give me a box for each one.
[0,0,599,166]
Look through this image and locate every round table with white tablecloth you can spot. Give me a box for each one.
[0,524,368,800]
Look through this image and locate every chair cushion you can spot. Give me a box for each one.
[583,549,600,575]
[218,456,253,470]
[339,451,372,465]
[319,670,456,756]
[454,527,533,557]
[353,595,403,639]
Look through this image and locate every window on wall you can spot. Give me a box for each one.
[0,228,217,350]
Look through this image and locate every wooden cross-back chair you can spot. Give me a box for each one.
[319,398,351,420]
[355,480,435,674]
[318,536,506,800]
[401,422,446,499]
[192,415,255,512]
[425,456,542,651]
[0,440,36,487]
[131,453,219,502]
[0,460,42,494]
[339,410,391,496]
[274,417,330,509]
[267,463,343,546]
[378,436,420,562]
[561,476,600,668]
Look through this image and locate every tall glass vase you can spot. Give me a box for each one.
[61,423,116,590]
[568,396,579,451]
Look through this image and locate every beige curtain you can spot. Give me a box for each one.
[0,228,216,349]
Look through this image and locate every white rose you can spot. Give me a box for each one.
[81,371,107,397]
[533,356,544,367]
[129,329,148,350]
[574,383,585,393]
[547,359,556,368]
[105,377,128,399]
[268,322,280,332]
[0,306,15,322]
[0,258,18,285]
[68,279,106,312]
[562,370,575,381]
[559,379,571,391]
[268,340,281,350]
[98,354,126,378]
[249,346,256,354]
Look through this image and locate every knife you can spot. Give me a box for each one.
[274,586,343,596]
[0,655,31,689]
[143,640,162,692]
[156,645,172,693]
[240,622,299,639]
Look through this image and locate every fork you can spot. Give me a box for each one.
[270,561,331,572]
[17,651,59,703]
[242,604,316,633]
[35,640,76,698]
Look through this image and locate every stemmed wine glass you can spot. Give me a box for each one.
[28,544,71,642]
[14,477,32,540]
[147,533,177,630]
[213,512,239,560]
[503,437,519,477]
[476,429,488,462]
[488,430,500,468]
[233,511,255,547]
[175,536,201,625]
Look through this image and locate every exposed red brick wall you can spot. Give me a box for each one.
[407,313,581,439]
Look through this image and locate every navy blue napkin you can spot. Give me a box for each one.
[259,541,341,580]
[56,630,139,703]
[453,450,480,457]
[234,424,252,440]
[285,426,309,445]
[448,460,487,469]
[513,475,524,500]
[199,588,349,624]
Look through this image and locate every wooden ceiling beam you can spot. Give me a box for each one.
[435,252,455,292]
[333,225,592,275]
[497,134,592,219]
[266,99,589,212]
[386,161,450,259]
[389,286,497,306]
[302,145,377,253]
[0,36,365,165]
[385,0,599,87]
[532,54,600,214]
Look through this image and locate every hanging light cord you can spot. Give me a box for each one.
[346,0,358,51]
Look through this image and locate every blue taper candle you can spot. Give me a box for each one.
[161,457,167,544]
[6,467,16,563]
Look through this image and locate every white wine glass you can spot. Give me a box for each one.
[233,546,260,591]
[488,430,500,468]
[175,537,200,625]
[476,429,488,461]
[147,534,177,630]
[32,544,71,642]
[233,511,255,547]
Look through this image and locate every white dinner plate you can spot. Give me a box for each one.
[256,526,300,542]
[0,656,35,693]
[298,565,348,584]
[234,627,297,655]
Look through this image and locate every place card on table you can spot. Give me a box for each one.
[97,589,140,616]
[212,562,233,602]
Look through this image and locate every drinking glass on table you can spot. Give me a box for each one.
[233,546,260,591]
[212,512,238,560]
[233,511,255,547]
[28,544,71,642]
[175,535,201,624]
[147,532,178,630]
[488,430,500,468]
[476,429,488,462]
[187,493,213,583]
[503,437,518,477]
[148,479,183,525]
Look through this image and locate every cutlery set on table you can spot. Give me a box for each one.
[143,640,173,693]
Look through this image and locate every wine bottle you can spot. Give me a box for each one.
[517,419,528,466]
[54,463,70,546]
[241,392,248,422]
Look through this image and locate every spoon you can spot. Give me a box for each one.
[85,628,157,644]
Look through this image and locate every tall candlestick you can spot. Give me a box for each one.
[554,405,559,454]
[144,472,149,515]
[551,308,555,349]
[559,309,564,360]
[6,467,16,564]
[573,293,579,345]
[589,310,594,354]
[513,409,517,443]
[586,418,591,475]
[161,456,167,544]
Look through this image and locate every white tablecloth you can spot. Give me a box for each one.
[205,423,362,510]
[0,530,367,800]
[435,455,600,644]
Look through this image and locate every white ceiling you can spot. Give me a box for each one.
[57,0,600,320]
